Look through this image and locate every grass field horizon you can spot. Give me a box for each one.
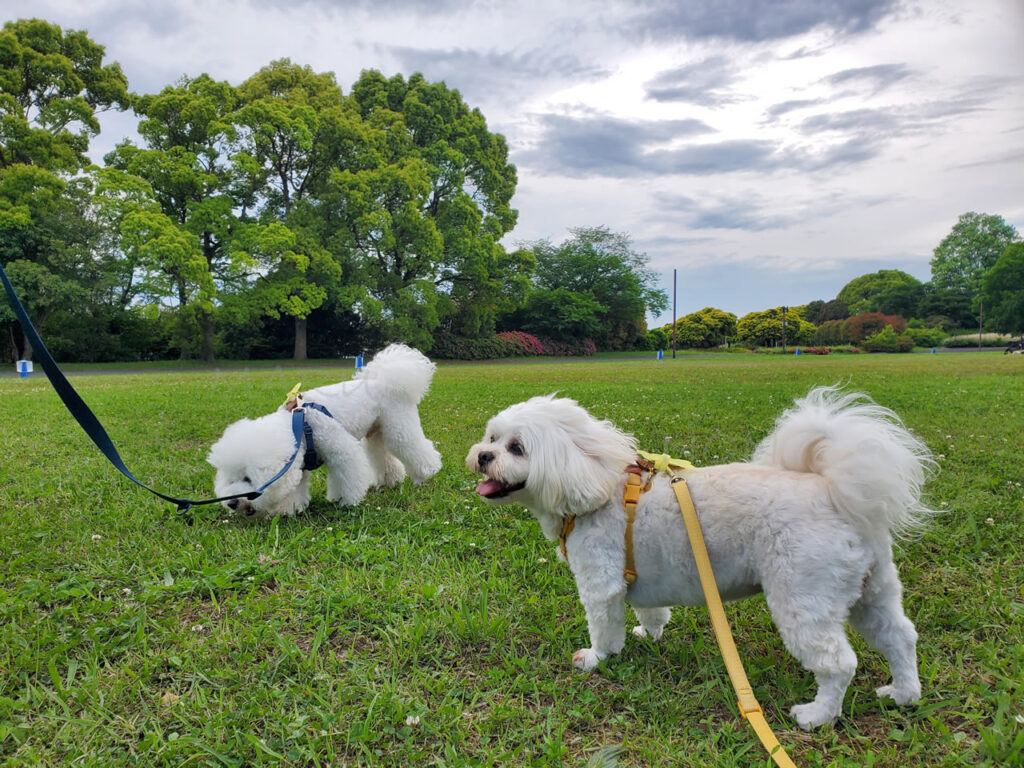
[1,354,1021,766]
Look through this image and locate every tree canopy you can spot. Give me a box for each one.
[981,242,1024,333]
[836,269,922,316]
[507,227,667,349]
[930,212,1019,295]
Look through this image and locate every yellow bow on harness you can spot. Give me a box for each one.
[284,382,303,408]
[635,449,694,475]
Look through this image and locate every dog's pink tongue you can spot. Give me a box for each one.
[475,479,504,497]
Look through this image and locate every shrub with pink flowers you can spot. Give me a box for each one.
[430,331,597,360]
[496,331,545,356]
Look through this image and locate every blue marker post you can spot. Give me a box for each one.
[355,353,364,369]
[16,360,32,378]
[795,347,801,356]
[657,349,664,360]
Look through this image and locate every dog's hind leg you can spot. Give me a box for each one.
[365,428,405,487]
[378,404,442,483]
[763,567,863,729]
[631,606,671,641]
[848,556,921,706]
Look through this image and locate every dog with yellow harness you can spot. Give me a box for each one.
[466,386,935,732]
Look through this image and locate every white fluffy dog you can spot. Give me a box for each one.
[466,386,934,729]
[208,344,442,517]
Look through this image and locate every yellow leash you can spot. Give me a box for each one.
[671,475,798,768]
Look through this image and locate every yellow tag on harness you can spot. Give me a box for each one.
[284,382,303,407]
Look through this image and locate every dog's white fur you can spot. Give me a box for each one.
[466,386,935,729]
[208,344,442,517]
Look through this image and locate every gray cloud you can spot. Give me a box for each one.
[625,0,901,42]
[384,45,608,107]
[657,193,798,231]
[520,114,717,176]
[823,63,916,92]
[766,98,828,118]
[644,56,741,106]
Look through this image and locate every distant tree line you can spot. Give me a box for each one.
[3,20,1020,364]
[651,211,1022,353]
[0,19,665,363]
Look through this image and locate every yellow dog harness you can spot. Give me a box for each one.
[559,451,797,768]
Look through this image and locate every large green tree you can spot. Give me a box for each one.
[0,18,129,172]
[666,306,737,349]
[512,227,667,349]
[930,212,1019,295]
[233,59,354,359]
[736,306,814,348]
[837,269,922,317]
[341,70,522,347]
[981,242,1024,333]
[0,19,129,361]
[106,74,243,359]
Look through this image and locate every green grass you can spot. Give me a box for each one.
[1,354,1022,767]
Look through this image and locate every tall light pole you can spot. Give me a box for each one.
[671,268,677,358]
[978,298,983,349]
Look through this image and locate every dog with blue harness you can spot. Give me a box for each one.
[208,344,443,518]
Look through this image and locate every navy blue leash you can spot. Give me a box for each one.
[2,260,325,517]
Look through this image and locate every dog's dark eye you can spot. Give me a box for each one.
[489,435,497,443]
[508,441,524,456]
[243,475,251,484]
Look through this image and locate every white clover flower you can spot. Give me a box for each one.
[985,518,994,526]
[91,534,102,542]
[191,624,204,632]
[406,715,421,727]
[538,557,548,564]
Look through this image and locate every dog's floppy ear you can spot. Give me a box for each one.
[522,397,636,516]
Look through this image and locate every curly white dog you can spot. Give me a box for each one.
[209,344,442,517]
[466,386,934,729]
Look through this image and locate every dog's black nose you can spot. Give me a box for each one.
[226,498,239,510]
[477,451,494,470]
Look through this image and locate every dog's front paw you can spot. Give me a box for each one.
[789,701,838,731]
[572,648,601,671]
[876,683,920,706]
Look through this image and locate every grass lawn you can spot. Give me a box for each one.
[1,353,1021,767]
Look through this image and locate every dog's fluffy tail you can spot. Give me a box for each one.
[752,385,936,538]
[356,343,437,404]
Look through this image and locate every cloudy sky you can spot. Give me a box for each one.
[10,0,1024,325]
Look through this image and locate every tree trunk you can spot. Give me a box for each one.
[201,310,216,362]
[293,316,307,360]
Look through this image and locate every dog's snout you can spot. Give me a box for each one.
[477,451,495,470]
[226,498,240,510]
